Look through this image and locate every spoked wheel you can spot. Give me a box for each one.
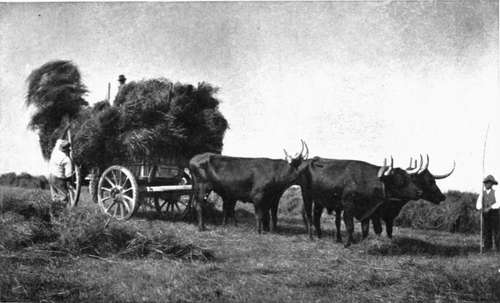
[154,194,192,219]
[154,173,193,219]
[97,165,139,220]
[67,165,82,208]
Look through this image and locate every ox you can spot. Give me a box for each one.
[189,141,309,232]
[299,157,424,247]
[370,155,455,238]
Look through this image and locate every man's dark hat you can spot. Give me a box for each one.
[58,139,71,151]
[483,175,498,185]
[118,74,126,82]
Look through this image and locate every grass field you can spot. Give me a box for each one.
[1,185,499,303]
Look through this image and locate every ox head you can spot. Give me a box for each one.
[405,154,455,204]
[377,157,423,201]
[283,140,310,179]
[283,139,309,168]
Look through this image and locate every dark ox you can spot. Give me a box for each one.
[299,157,424,247]
[370,155,455,238]
[189,141,309,232]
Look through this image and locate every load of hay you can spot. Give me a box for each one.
[26,60,228,173]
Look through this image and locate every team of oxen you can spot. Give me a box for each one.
[189,141,455,247]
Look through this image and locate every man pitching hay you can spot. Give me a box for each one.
[476,175,500,252]
[48,139,74,203]
[117,74,126,93]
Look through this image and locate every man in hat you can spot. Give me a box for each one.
[476,175,500,251]
[118,74,127,92]
[114,74,127,106]
[48,139,74,204]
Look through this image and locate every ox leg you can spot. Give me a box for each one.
[255,206,264,234]
[372,216,383,236]
[193,182,207,231]
[335,208,342,243]
[313,202,323,238]
[253,196,265,234]
[270,202,279,233]
[361,219,370,239]
[231,200,238,227]
[301,189,314,240]
[222,200,229,226]
[385,218,394,238]
[342,201,355,248]
[262,202,272,232]
[222,199,237,226]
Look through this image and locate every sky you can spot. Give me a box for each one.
[0,1,498,192]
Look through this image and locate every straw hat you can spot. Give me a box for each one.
[483,175,498,185]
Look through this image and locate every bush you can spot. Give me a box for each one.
[0,172,49,189]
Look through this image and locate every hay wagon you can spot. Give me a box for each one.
[68,162,193,220]
[65,131,194,220]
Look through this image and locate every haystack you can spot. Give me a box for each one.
[26,60,228,172]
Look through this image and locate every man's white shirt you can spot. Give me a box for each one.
[476,189,500,210]
[49,146,73,179]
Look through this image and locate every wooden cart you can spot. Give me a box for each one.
[95,163,192,220]
[62,126,193,219]
[68,162,193,220]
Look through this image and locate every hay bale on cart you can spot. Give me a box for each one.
[26,60,228,219]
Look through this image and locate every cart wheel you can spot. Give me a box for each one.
[68,165,82,208]
[97,165,139,220]
[154,173,192,219]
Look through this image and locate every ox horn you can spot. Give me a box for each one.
[406,157,420,174]
[301,139,309,160]
[384,156,394,176]
[407,154,422,174]
[432,161,456,180]
[294,140,305,158]
[377,158,388,178]
[417,154,424,171]
[419,154,429,172]
[406,157,414,170]
[283,149,291,161]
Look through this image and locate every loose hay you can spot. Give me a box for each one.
[395,191,480,233]
[0,189,214,261]
[26,60,228,171]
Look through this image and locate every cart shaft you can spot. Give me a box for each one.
[144,184,192,192]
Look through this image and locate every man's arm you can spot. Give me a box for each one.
[490,191,500,209]
[63,156,74,180]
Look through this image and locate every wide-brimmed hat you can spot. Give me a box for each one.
[58,139,71,151]
[483,175,498,185]
[118,74,126,82]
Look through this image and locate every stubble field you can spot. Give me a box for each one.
[1,185,499,303]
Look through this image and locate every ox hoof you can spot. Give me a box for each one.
[344,242,352,248]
